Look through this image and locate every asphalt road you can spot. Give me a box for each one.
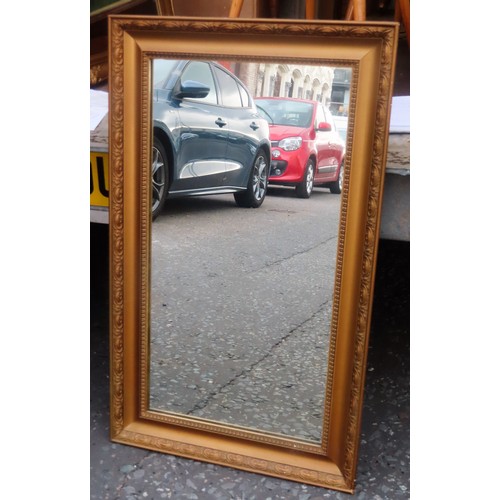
[150,185,341,442]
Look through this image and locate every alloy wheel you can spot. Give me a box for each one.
[152,145,167,214]
[305,163,314,195]
[252,154,268,202]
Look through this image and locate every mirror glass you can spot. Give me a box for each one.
[149,58,352,443]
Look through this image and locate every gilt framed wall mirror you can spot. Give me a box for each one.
[108,15,398,493]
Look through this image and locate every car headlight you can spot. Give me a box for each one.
[278,137,302,151]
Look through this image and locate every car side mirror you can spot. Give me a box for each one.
[174,80,211,99]
[317,121,332,131]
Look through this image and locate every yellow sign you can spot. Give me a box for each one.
[90,152,109,207]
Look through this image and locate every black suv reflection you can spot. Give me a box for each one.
[152,60,271,219]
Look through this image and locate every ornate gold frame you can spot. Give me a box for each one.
[108,15,398,493]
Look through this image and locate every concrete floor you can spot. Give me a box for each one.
[90,222,409,499]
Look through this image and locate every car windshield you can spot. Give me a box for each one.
[256,99,314,128]
[153,60,179,88]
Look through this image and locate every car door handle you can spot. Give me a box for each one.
[215,118,227,128]
[250,121,259,130]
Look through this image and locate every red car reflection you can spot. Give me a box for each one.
[255,97,345,198]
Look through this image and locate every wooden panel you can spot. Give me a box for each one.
[166,0,267,18]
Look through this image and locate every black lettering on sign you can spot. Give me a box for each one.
[90,162,94,194]
[96,156,109,197]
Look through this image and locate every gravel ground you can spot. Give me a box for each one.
[91,220,409,499]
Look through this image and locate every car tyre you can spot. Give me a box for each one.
[296,158,315,198]
[234,149,269,208]
[330,161,344,194]
[152,136,169,220]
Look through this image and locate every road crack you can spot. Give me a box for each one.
[262,234,338,271]
[185,298,332,416]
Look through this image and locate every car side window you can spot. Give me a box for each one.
[237,82,250,108]
[314,105,326,129]
[213,66,243,107]
[180,61,217,105]
[324,107,337,131]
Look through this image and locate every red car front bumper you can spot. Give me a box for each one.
[268,146,311,184]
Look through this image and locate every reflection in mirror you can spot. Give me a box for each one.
[149,59,352,443]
